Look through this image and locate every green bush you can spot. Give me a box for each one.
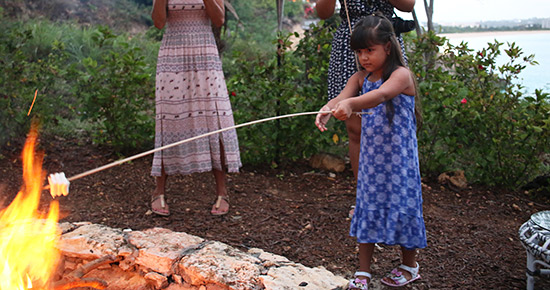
[0,16,157,153]
[224,0,306,52]
[74,26,156,153]
[225,21,347,165]
[410,31,550,187]
[0,17,75,148]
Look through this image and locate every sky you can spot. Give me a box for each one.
[395,0,550,25]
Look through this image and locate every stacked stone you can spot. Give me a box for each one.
[57,222,348,290]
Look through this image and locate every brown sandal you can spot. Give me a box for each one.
[211,195,229,216]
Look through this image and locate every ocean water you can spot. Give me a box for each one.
[440,31,550,95]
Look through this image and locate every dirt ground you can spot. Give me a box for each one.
[2,135,550,290]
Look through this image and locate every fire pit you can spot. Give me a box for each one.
[56,223,348,290]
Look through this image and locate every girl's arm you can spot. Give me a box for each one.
[328,71,365,107]
[332,67,414,120]
[388,0,415,12]
[152,0,167,29]
[315,71,365,131]
[315,0,337,20]
[204,0,225,28]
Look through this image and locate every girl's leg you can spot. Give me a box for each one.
[399,247,418,280]
[348,243,374,289]
[381,247,418,285]
[401,247,417,270]
[358,243,375,281]
[151,166,170,216]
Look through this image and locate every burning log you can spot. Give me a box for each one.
[53,280,107,290]
[53,254,119,290]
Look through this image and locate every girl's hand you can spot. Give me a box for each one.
[315,105,332,132]
[332,100,353,121]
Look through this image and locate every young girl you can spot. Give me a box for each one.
[316,0,415,219]
[315,13,427,289]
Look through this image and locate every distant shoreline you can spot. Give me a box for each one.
[439,30,550,39]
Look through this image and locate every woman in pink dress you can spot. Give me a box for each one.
[150,0,241,216]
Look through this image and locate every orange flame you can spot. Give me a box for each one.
[0,126,62,290]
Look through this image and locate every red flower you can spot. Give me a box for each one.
[230,91,236,97]
[461,98,467,104]
[478,65,484,70]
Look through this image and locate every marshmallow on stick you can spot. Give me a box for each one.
[47,172,70,198]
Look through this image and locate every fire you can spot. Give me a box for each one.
[0,126,62,290]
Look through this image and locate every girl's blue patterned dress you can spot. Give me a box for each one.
[350,77,427,250]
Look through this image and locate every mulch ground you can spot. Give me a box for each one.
[2,135,550,289]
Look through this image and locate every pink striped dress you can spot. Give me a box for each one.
[151,0,241,176]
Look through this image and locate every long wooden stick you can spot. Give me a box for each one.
[45,111,368,191]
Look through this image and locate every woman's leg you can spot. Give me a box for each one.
[213,168,228,197]
[346,115,361,218]
[345,114,362,180]
[154,167,167,196]
[211,140,229,215]
[151,166,170,216]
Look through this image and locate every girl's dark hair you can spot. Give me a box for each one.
[350,13,405,81]
[350,12,422,129]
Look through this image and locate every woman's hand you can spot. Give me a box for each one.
[204,0,225,27]
[315,0,337,19]
[332,100,353,121]
[388,0,415,12]
[315,105,333,132]
[152,0,167,29]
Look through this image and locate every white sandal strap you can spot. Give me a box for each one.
[214,195,229,208]
[354,271,372,279]
[152,194,166,208]
[398,263,419,277]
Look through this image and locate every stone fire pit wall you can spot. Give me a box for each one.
[57,222,348,290]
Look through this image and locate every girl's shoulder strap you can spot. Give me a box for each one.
[360,71,371,85]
